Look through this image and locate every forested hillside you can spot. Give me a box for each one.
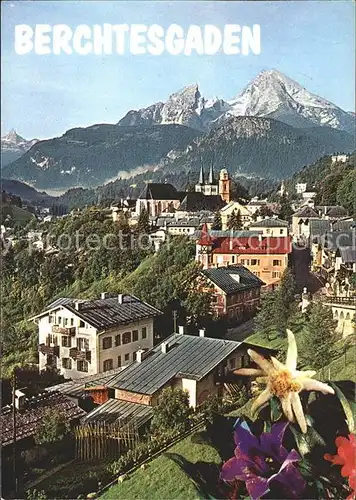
[1,210,212,378]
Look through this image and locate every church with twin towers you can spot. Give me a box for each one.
[195,163,231,204]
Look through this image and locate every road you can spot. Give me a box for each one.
[226,318,256,342]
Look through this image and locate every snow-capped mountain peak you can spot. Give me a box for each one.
[1,130,39,166]
[227,69,353,132]
[118,69,354,134]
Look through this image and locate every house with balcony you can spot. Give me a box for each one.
[32,294,162,379]
[200,265,264,322]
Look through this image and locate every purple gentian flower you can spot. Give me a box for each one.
[220,419,305,499]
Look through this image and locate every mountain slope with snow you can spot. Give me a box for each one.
[1,130,38,166]
[118,70,354,134]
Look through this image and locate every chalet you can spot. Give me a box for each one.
[201,265,265,321]
[195,224,291,288]
[32,294,162,379]
[92,329,273,408]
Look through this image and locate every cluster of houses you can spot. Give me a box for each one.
[2,158,355,477]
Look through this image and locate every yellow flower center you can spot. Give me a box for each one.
[269,370,302,398]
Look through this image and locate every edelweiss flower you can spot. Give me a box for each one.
[234,329,335,433]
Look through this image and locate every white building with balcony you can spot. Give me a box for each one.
[32,294,162,379]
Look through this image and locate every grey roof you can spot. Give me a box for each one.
[106,333,244,395]
[138,183,180,201]
[249,218,288,228]
[202,265,265,294]
[326,206,348,217]
[166,218,202,228]
[82,399,153,428]
[178,193,225,212]
[293,206,319,218]
[338,246,356,263]
[309,219,331,238]
[193,230,262,239]
[318,231,355,251]
[36,294,162,330]
[47,367,126,398]
[332,219,356,232]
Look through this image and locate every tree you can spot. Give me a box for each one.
[273,268,297,334]
[34,408,70,445]
[337,170,356,216]
[278,194,293,223]
[151,388,192,434]
[137,207,150,234]
[211,211,222,230]
[255,291,279,341]
[299,302,339,373]
[227,210,243,230]
[252,206,273,221]
[230,180,249,202]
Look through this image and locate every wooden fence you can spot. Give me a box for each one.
[74,420,139,461]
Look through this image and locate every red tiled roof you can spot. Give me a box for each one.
[198,223,214,245]
[212,236,292,255]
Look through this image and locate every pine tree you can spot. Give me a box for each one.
[278,194,293,222]
[273,268,297,334]
[211,211,222,230]
[299,302,339,373]
[227,210,243,230]
[137,207,150,234]
[255,291,279,340]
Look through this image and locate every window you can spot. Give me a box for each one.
[115,334,121,347]
[141,327,147,339]
[122,332,131,344]
[124,353,130,362]
[132,330,139,342]
[240,259,245,265]
[77,360,88,372]
[272,271,281,278]
[232,256,235,264]
[103,359,113,372]
[280,229,284,235]
[266,228,271,234]
[62,358,72,369]
[117,355,121,367]
[57,316,62,325]
[70,318,74,326]
[79,320,85,328]
[102,337,112,349]
[77,337,89,350]
[62,336,71,347]
[253,271,261,277]
[251,259,260,266]
[49,315,53,324]
[273,260,282,266]
[48,334,58,346]
[64,318,69,326]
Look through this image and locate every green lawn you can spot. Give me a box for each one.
[100,431,222,500]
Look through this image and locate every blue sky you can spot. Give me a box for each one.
[1,0,355,139]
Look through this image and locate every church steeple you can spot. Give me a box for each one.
[208,163,216,185]
[198,163,205,184]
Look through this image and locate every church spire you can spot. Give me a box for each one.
[208,162,215,184]
[198,161,205,184]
